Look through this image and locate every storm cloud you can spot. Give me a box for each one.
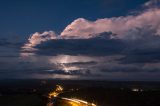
[1,0,160,80]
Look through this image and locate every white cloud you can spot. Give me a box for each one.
[21,7,160,57]
[144,0,160,7]
[60,18,96,39]
[60,8,160,39]
[22,31,57,52]
[22,2,160,51]
[28,31,56,46]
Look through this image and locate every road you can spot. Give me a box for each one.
[47,97,96,106]
[47,85,96,106]
[61,97,96,106]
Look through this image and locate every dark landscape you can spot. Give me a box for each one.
[0,79,160,106]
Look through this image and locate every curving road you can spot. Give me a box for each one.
[47,85,96,106]
[61,97,96,106]
[47,97,96,106]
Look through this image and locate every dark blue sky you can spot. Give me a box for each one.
[0,0,148,38]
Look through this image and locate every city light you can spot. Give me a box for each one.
[48,85,63,98]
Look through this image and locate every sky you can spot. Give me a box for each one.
[0,0,160,81]
[0,0,147,38]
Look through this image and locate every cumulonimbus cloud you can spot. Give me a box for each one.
[16,1,160,80]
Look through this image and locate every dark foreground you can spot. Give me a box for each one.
[0,79,160,106]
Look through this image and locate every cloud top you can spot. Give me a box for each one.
[22,31,56,51]
[61,8,160,39]
[144,0,160,7]
[23,4,160,48]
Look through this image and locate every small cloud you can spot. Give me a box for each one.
[43,69,91,75]
[21,31,57,57]
[22,31,57,52]
[144,0,160,7]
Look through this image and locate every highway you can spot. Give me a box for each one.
[60,97,96,106]
[47,85,96,106]
[47,97,96,106]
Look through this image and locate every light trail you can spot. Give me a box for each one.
[62,97,97,106]
[47,85,97,106]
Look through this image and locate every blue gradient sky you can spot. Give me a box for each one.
[0,0,147,38]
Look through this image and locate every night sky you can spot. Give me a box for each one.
[0,0,147,37]
[0,0,160,81]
